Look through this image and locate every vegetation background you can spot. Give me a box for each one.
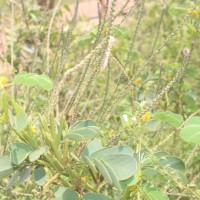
[0,0,200,199]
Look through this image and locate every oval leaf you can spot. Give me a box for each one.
[13,72,53,91]
[29,146,48,162]
[140,183,169,200]
[54,187,79,200]
[184,116,200,126]
[102,154,137,180]
[158,156,185,173]
[5,171,20,190]
[103,161,122,191]
[68,120,100,141]
[120,169,141,190]
[33,165,46,186]
[19,167,33,184]
[70,120,97,130]
[9,143,34,165]
[14,111,28,131]
[180,125,200,144]
[0,156,14,179]
[83,193,111,200]
[81,140,103,160]
[90,146,133,160]
[94,159,112,184]
[154,111,183,128]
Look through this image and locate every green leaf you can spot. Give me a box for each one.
[68,120,100,141]
[77,35,93,47]
[14,111,28,131]
[36,75,54,90]
[69,120,97,130]
[154,111,183,128]
[83,193,111,200]
[113,26,127,39]
[144,153,187,185]
[169,6,187,16]
[94,159,112,184]
[134,149,153,166]
[69,121,82,130]
[29,146,48,162]
[5,171,20,190]
[102,154,137,180]
[59,174,70,184]
[19,167,33,184]
[164,63,182,69]
[146,120,161,132]
[143,167,188,185]
[64,4,71,12]
[154,152,170,159]
[33,165,46,186]
[182,93,197,110]
[71,127,99,138]
[70,120,97,130]
[93,153,137,191]
[180,125,200,144]
[186,23,199,35]
[154,154,187,184]
[0,156,14,179]
[158,156,185,173]
[103,161,122,191]
[84,156,98,173]
[129,50,140,60]
[67,133,84,141]
[9,143,34,165]
[143,167,164,181]
[169,169,188,185]
[80,140,103,160]
[179,117,200,144]
[14,74,38,87]
[13,72,53,91]
[54,187,79,200]
[184,117,200,126]
[90,146,133,160]
[120,169,141,190]
[140,183,169,200]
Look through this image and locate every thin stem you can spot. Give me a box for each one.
[46,0,61,72]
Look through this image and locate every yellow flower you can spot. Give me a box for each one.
[31,126,36,133]
[0,76,8,85]
[192,10,199,16]
[2,113,6,120]
[140,112,151,122]
[188,8,199,16]
[134,78,142,85]
[138,172,143,182]
[81,176,87,182]
[44,167,49,173]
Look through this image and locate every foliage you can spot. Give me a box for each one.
[0,0,200,199]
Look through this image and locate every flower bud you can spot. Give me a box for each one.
[183,48,190,57]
